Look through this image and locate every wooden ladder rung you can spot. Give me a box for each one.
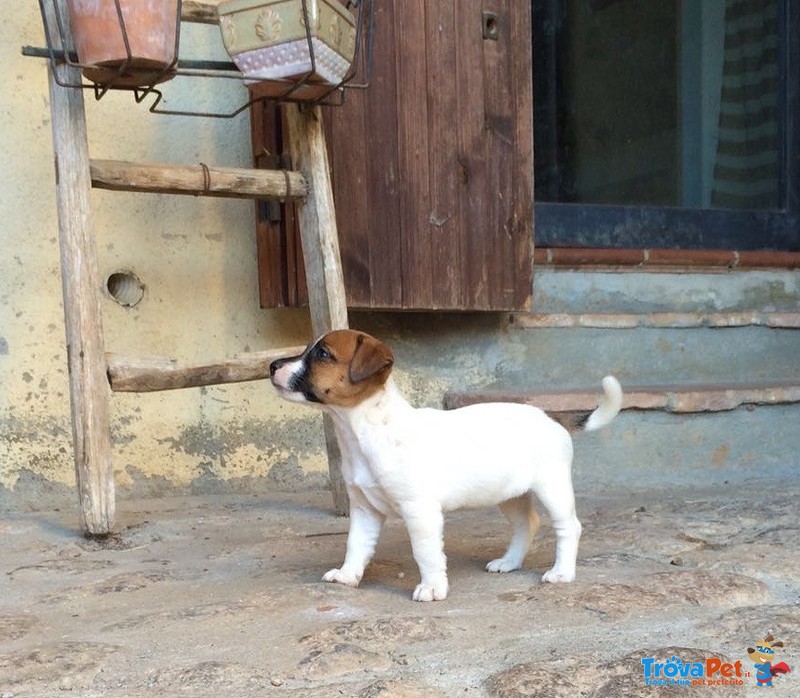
[90,159,307,200]
[106,346,306,393]
[181,1,221,24]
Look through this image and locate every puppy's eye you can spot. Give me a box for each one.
[316,345,333,361]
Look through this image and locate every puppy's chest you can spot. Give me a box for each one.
[348,466,397,516]
[350,407,415,460]
[344,417,414,515]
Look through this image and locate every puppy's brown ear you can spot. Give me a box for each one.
[349,333,394,383]
[747,648,756,654]
[772,641,784,648]
[765,635,775,643]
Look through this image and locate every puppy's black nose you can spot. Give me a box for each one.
[269,359,283,377]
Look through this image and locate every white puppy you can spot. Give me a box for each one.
[270,330,623,602]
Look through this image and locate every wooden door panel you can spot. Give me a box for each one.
[251,104,307,308]
[254,0,533,310]
[390,0,434,308]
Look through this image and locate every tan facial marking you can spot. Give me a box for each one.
[309,330,394,407]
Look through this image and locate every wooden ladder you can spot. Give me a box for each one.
[44,0,349,536]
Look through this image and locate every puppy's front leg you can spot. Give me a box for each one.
[323,503,384,588]
[402,504,448,602]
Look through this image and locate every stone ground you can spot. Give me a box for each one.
[1,482,798,697]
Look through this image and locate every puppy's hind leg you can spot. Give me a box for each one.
[486,493,540,573]
[535,474,582,583]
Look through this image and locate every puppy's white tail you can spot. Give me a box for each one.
[582,376,623,431]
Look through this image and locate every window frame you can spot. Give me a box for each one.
[533,0,800,253]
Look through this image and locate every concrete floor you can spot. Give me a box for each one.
[1,482,798,697]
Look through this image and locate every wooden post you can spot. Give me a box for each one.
[45,0,115,535]
[181,0,223,24]
[285,105,349,333]
[285,104,350,515]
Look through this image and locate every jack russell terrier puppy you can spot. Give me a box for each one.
[270,330,623,602]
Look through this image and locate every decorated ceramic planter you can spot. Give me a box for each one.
[67,0,180,88]
[218,0,356,97]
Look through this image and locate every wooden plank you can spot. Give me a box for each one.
[46,0,115,536]
[321,419,348,518]
[362,0,403,307]
[426,0,462,307]
[252,101,290,307]
[249,100,307,307]
[286,183,307,307]
[483,0,516,309]
[509,0,534,309]
[250,0,534,310]
[181,0,221,24]
[326,84,372,306]
[284,105,349,333]
[285,103,350,515]
[90,159,307,200]
[456,0,490,309]
[395,0,433,308]
[279,106,307,308]
[256,219,286,307]
[106,347,306,392]
[447,0,533,310]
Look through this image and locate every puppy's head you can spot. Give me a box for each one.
[270,330,394,408]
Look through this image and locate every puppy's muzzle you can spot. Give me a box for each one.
[269,355,320,403]
[269,356,297,392]
[269,358,286,379]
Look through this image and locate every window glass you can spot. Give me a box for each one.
[534,0,782,210]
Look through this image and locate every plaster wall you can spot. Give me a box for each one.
[2,5,799,514]
[1,7,508,510]
[1,6,321,506]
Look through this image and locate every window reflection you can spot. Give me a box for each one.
[534,0,782,210]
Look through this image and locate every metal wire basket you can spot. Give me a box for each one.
[24,0,375,117]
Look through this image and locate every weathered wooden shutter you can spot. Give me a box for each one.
[253,0,533,310]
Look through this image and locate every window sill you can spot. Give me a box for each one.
[444,381,800,414]
[533,248,800,271]
[511,311,800,330]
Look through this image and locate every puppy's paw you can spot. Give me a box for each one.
[485,557,523,573]
[412,578,449,602]
[541,567,576,583]
[322,568,361,587]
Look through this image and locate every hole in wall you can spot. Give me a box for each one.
[106,271,145,307]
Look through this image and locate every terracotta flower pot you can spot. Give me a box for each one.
[67,0,180,88]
